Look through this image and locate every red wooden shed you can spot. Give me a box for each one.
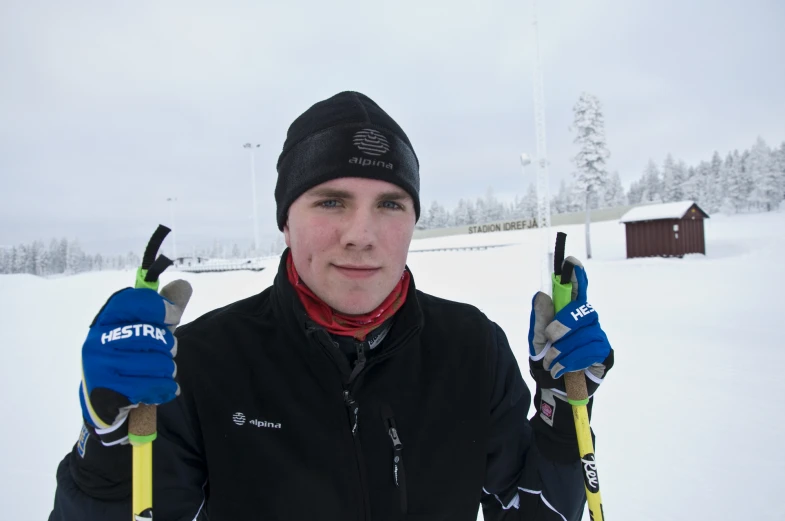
[620,201,709,258]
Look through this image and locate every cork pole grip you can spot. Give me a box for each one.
[564,371,589,402]
[129,404,157,437]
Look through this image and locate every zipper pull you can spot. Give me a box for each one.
[354,342,367,367]
[343,390,359,436]
[384,416,404,487]
[388,426,402,450]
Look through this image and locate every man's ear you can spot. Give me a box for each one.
[283,222,291,248]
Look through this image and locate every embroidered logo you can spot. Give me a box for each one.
[541,401,554,420]
[353,129,389,156]
[539,389,557,427]
[77,424,90,458]
[250,419,282,429]
[232,412,282,429]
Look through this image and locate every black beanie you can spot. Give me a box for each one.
[275,91,420,230]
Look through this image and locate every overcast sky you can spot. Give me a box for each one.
[2,0,783,255]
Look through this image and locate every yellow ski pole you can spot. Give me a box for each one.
[129,225,175,521]
[551,232,605,521]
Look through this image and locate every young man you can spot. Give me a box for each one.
[50,92,614,520]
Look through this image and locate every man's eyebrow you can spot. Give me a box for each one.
[304,188,410,201]
[305,188,354,199]
[376,190,410,201]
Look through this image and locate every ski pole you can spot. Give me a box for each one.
[129,225,174,521]
[551,232,605,521]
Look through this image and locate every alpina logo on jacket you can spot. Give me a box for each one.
[233,412,282,429]
[349,128,394,169]
[101,324,167,344]
[250,419,282,429]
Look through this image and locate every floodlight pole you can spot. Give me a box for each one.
[166,197,177,259]
[243,143,261,252]
[530,0,553,292]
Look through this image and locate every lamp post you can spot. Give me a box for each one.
[166,197,178,260]
[521,153,550,291]
[243,143,261,253]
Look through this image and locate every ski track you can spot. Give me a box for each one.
[1,211,783,520]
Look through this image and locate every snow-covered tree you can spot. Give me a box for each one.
[603,171,627,207]
[774,142,785,201]
[452,199,471,225]
[482,188,505,222]
[465,199,478,225]
[661,154,685,203]
[747,137,780,211]
[427,200,450,229]
[640,160,663,203]
[551,180,571,214]
[518,184,538,219]
[704,151,724,212]
[570,92,611,259]
[627,179,644,205]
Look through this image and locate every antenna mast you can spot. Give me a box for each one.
[531,0,553,290]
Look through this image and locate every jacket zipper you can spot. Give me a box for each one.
[381,405,408,514]
[344,390,370,520]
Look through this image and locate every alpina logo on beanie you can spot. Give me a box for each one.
[349,128,394,169]
[353,129,390,156]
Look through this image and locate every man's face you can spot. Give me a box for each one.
[284,177,416,315]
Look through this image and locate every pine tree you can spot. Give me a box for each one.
[627,179,644,205]
[13,245,29,274]
[453,199,470,225]
[747,137,780,211]
[705,151,724,212]
[683,163,711,205]
[551,180,571,214]
[65,240,84,273]
[718,153,736,214]
[776,142,785,201]
[570,92,611,259]
[465,199,478,225]
[474,197,487,224]
[32,241,49,275]
[427,201,450,228]
[603,171,626,207]
[483,188,505,222]
[640,160,663,203]
[522,184,538,219]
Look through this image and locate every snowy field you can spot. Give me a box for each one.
[1,211,784,520]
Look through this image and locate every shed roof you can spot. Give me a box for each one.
[620,201,707,223]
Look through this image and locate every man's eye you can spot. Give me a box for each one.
[381,201,403,210]
[318,200,340,208]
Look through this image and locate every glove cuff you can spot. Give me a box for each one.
[92,413,130,446]
[531,386,595,463]
[70,423,132,500]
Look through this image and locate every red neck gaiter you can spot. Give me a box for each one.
[286,251,410,341]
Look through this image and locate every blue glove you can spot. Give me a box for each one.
[528,257,613,389]
[80,280,192,446]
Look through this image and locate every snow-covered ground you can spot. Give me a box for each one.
[1,211,783,520]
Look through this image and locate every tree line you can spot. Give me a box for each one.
[0,239,141,276]
[417,135,784,231]
[627,137,785,213]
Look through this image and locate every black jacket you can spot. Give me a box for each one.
[50,254,586,520]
